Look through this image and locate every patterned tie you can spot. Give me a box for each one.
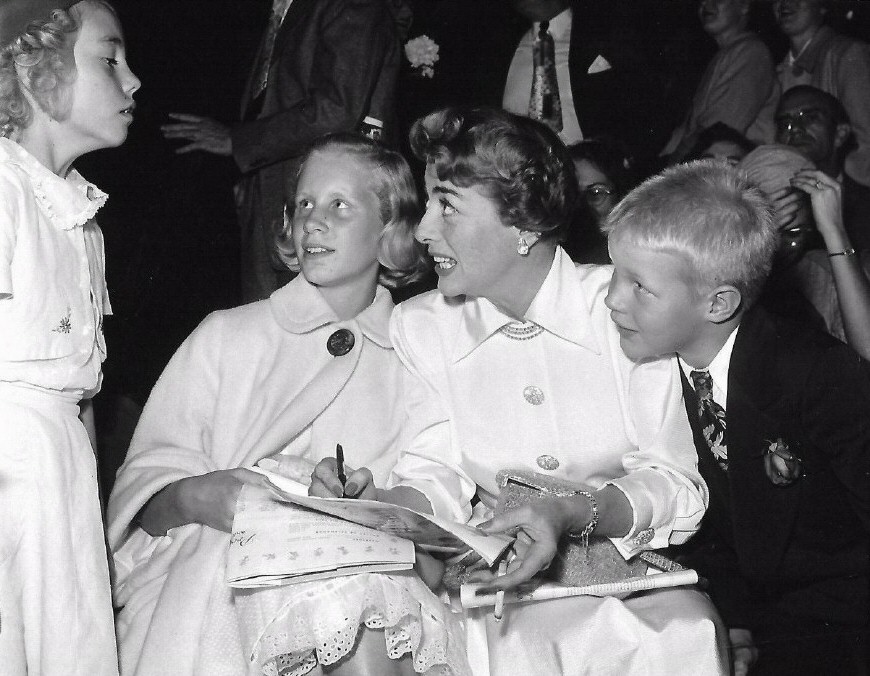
[528,21,563,133]
[690,370,728,471]
[251,0,294,100]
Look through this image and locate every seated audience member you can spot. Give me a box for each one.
[106,135,466,675]
[661,0,778,163]
[312,107,727,676]
[605,160,870,676]
[775,84,870,251]
[774,0,870,191]
[565,137,638,262]
[684,121,757,165]
[738,144,870,359]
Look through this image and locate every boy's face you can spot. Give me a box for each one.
[606,237,711,362]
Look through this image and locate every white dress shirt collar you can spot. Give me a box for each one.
[679,326,739,407]
[452,247,602,361]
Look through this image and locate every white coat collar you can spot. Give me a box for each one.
[269,274,394,349]
[0,137,107,230]
[452,247,602,361]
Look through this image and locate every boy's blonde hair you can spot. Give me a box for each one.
[603,160,778,305]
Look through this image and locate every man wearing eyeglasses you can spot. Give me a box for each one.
[775,85,870,251]
[774,0,870,191]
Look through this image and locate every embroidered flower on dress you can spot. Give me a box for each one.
[52,307,72,334]
[404,35,439,78]
[764,437,802,487]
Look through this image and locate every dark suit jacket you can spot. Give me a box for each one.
[677,305,870,632]
[232,0,402,300]
[492,2,662,161]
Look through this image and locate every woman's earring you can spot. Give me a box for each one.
[517,237,531,256]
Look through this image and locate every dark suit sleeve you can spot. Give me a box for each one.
[231,0,396,173]
[800,344,870,531]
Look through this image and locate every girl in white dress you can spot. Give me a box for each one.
[108,134,469,676]
[0,1,140,673]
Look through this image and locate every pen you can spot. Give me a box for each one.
[335,443,346,496]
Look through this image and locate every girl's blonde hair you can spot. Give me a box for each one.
[0,2,116,138]
[277,133,431,289]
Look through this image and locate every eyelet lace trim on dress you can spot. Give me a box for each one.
[245,573,468,676]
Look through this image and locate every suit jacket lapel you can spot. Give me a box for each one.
[269,0,317,66]
[241,0,317,117]
[727,308,803,578]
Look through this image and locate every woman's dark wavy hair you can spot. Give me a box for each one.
[277,132,431,289]
[409,106,577,241]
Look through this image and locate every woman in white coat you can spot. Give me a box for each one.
[313,108,728,676]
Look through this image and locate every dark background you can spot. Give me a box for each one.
[79,0,870,491]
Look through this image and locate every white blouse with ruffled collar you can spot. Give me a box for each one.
[0,137,111,395]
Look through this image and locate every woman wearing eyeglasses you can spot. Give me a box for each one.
[565,137,638,263]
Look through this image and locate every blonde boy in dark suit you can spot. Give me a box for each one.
[604,160,869,675]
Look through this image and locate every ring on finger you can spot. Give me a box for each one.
[815,180,822,189]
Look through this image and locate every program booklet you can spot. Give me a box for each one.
[226,469,514,589]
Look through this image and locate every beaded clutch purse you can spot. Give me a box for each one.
[441,469,684,590]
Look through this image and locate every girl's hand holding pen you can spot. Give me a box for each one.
[309,457,378,500]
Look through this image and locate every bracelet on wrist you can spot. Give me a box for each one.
[565,490,599,549]
[828,247,857,258]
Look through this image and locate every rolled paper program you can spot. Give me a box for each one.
[493,559,508,622]
[460,569,700,610]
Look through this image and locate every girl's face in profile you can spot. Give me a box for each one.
[61,1,140,154]
[292,150,384,292]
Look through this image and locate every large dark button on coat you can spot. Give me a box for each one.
[327,329,355,356]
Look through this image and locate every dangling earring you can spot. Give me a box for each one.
[517,236,531,256]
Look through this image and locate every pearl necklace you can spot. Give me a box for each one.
[499,320,544,340]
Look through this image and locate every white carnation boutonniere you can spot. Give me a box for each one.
[764,437,803,487]
[404,35,439,78]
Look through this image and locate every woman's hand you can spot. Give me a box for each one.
[183,468,267,532]
[309,457,378,500]
[790,170,849,249]
[470,495,585,590]
[139,468,268,536]
[768,186,805,230]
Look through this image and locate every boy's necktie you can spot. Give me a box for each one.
[690,370,728,471]
[529,21,563,133]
